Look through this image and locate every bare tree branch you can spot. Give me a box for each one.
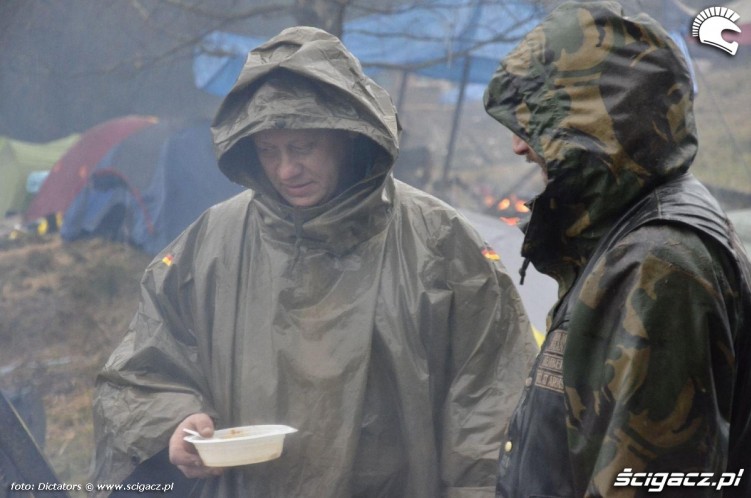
[159,0,293,21]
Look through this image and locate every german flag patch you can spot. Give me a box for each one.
[482,247,500,261]
[161,253,174,266]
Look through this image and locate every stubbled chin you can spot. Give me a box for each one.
[283,193,323,208]
[282,185,319,206]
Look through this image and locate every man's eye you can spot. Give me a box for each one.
[291,144,314,154]
[257,148,276,157]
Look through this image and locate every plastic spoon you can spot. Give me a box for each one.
[182,428,205,439]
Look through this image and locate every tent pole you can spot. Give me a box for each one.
[441,55,472,185]
[396,70,410,114]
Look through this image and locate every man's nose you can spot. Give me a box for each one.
[511,135,530,156]
[277,152,301,179]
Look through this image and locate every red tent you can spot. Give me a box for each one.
[24,115,158,221]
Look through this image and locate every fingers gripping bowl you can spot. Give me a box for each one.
[184,425,298,467]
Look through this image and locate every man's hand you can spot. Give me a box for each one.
[169,413,225,479]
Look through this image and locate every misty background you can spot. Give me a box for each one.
[0,0,749,492]
[2,0,749,201]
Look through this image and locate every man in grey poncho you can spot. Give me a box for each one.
[93,26,536,497]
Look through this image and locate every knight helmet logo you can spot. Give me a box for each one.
[692,6,742,55]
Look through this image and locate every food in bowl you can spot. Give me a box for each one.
[184,425,297,467]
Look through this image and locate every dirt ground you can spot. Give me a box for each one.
[0,234,152,490]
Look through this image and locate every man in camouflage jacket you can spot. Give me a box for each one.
[484,1,751,496]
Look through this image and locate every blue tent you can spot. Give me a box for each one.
[193,31,265,98]
[343,0,541,83]
[192,0,543,96]
[61,120,244,255]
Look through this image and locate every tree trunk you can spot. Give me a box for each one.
[293,0,349,37]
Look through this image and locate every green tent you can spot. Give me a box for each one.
[0,134,79,217]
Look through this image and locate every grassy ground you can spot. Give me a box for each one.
[0,236,151,492]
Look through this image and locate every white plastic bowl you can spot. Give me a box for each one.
[184,425,297,467]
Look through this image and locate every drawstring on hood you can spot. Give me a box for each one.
[519,257,531,285]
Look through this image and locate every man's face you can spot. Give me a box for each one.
[253,129,351,208]
[511,134,547,182]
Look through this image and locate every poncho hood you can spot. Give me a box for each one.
[484,1,697,288]
[211,26,400,214]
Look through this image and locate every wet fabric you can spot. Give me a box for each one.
[93,26,536,497]
[484,2,751,497]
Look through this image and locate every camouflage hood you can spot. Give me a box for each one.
[211,26,400,213]
[484,1,697,287]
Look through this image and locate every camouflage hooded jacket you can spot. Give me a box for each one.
[484,2,751,497]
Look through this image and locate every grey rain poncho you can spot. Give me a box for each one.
[93,26,536,497]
